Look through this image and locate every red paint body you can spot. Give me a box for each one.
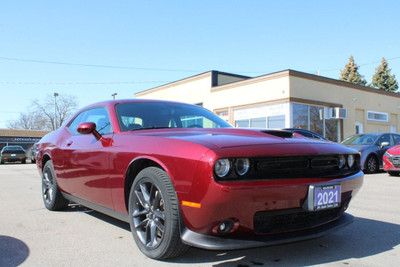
[383,145,400,173]
[36,99,363,240]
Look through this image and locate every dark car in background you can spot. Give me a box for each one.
[283,128,328,141]
[341,133,400,173]
[30,143,38,163]
[0,145,27,164]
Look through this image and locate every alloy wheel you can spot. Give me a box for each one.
[42,170,54,205]
[132,181,166,249]
[366,156,377,173]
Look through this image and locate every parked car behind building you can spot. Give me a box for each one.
[341,133,400,173]
[0,145,27,164]
[30,143,38,163]
[283,128,328,141]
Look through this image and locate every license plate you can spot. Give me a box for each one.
[11,154,16,156]
[305,184,341,211]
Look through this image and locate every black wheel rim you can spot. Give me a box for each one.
[42,168,54,205]
[132,181,166,249]
[367,157,376,172]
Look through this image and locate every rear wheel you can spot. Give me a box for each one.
[42,160,69,210]
[128,167,188,259]
[388,171,399,176]
[364,155,378,174]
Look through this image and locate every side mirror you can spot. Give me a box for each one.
[380,141,390,148]
[77,122,102,140]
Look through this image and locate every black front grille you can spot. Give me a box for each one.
[253,155,359,180]
[214,154,361,181]
[253,201,348,234]
[391,156,400,168]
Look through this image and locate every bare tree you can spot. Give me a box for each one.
[8,94,78,130]
[7,110,49,130]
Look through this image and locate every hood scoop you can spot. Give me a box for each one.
[261,130,294,138]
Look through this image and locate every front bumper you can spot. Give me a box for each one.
[181,213,354,250]
[179,170,363,249]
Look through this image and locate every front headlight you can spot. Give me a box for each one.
[235,158,250,176]
[338,155,346,168]
[215,159,231,178]
[347,154,355,168]
[384,151,392,157]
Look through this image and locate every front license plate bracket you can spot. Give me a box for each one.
[304,184,341,212]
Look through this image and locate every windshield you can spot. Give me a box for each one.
[1,146,25,154]
[115,102,232,132]
[341,134,379,145]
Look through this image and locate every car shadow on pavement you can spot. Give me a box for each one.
[65,204,131,231]
[0,235,30,267]
[168,217,400,266]
[65,206,400,266]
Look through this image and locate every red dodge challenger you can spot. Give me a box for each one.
[36,99,363,259]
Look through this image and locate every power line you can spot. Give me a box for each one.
[0,81,172,85]
[0,56,201,72]
[317,56,400,73]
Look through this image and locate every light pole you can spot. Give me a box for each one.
[112,93,117,100]
[54,92,59,130]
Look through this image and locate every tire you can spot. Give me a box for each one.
[22,159,26,164]
[388,171,399,176]
[364,155,378,174]
[42,160,69,211]
[128,167,188,259]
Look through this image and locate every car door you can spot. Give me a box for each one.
[61,107,114,209]
[375,134,393,167]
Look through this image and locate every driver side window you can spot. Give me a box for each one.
[377,134,392,146]
[68,107,113,135]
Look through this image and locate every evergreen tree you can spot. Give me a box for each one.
[370,57,398,92]
[339,56,367,86]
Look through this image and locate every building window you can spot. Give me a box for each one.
[309,106,324,137]
[251,117,267,128]
[233,103,287,129]
[235,117,267,128]
[267,115,285,128]
[325,118,338,141]
[367,111,388,122]
[235,119,249,128]
[292,103,339,141]
[292,103,309,129]
[216,110,229,122]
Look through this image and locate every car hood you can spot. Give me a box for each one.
[135,128,333,149]
[387,145,400,154]
[341,144,370,152]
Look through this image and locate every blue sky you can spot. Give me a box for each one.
[1,1,400,128]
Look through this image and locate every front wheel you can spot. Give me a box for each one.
[364,155,378,174]
[42,160,69,210]
[128,167,188,259]
[388,171,399,176]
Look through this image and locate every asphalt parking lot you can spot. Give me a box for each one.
[0,164,399,267]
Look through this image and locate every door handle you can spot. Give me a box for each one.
[66,141,73,147]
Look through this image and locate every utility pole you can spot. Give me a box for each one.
[54,92,59,130]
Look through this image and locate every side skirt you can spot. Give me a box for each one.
[61,192,129,223]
